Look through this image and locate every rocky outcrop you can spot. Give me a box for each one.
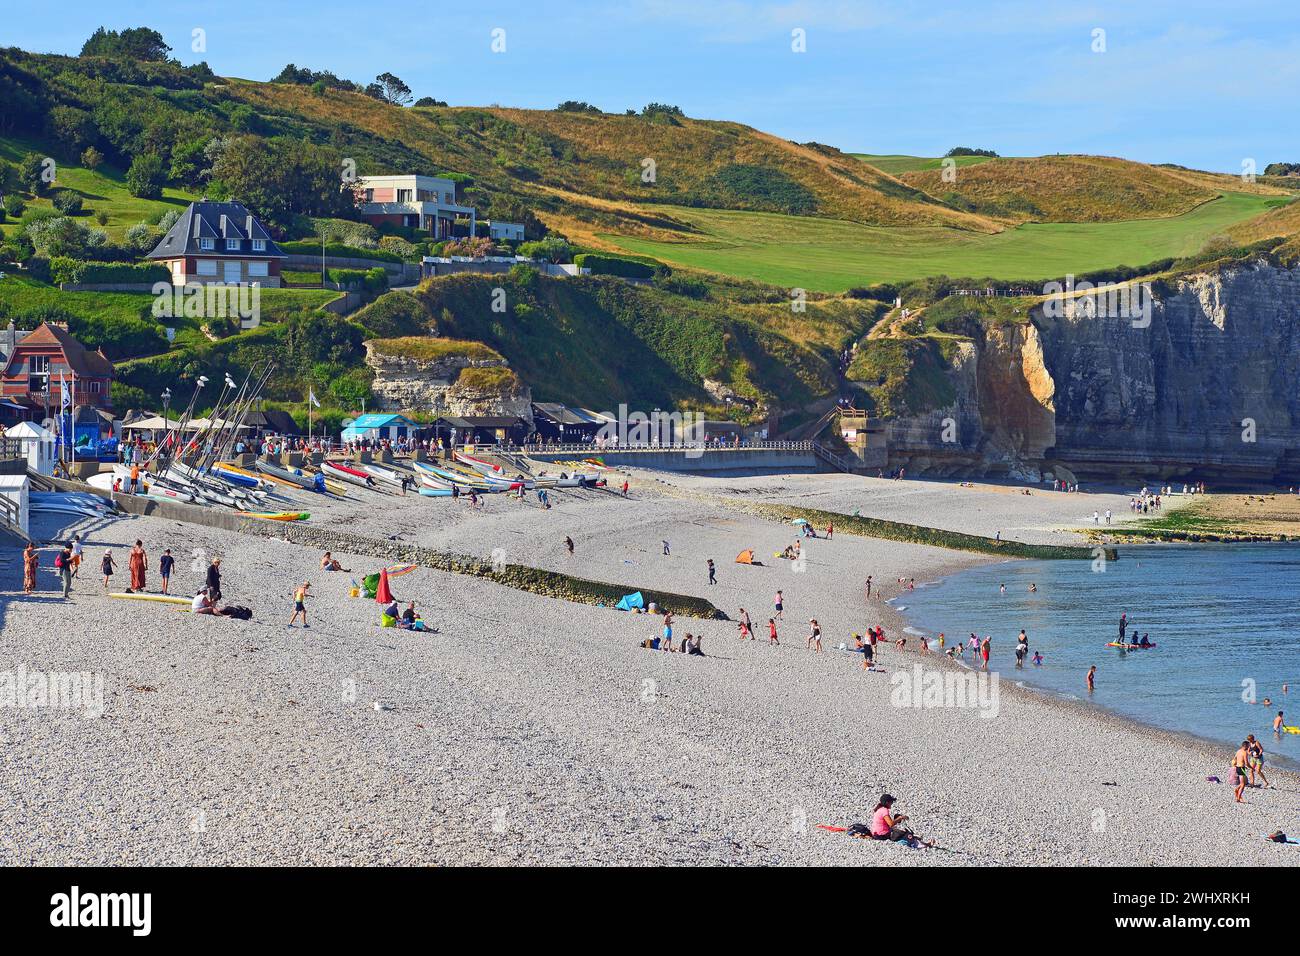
[364,340,533,421]
[886,260,1300,483]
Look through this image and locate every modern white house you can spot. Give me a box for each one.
[487,220,525,242]
[356,174,477,239]
[356,174,525,242]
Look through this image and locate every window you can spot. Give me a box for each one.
[226,238,240,251]
[224,260,242,283]
[196,260,218,275]
[247,261,268,277]
[252,239,266,252]
[199,237,214,251]
[364,189,374,202]
[27,354,49,392]
[89,381,101,394]
[397,188,413,203]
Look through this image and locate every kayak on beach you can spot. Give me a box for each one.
[236,511,310,521]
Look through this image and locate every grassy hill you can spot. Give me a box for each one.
[352,271,885,418]
[602,191,1281,290]
[852,153,999,176]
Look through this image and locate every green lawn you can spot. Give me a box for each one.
[0,135,197,242]
[603,192,1276,291]
[850,153,1000,175]
[0,273,339,355]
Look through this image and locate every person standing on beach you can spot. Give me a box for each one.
[865,575,872,599]
[1232,741,1251,802]
[22,542,39,595]
[621,480,629,497]
[70,533,83,578]
[1086,665,1096,693]
[101,550,116,589]
[159,549,175,594]
[774,590,784,620]
[57,543,73,598]
[127,540,148,593]
[288,581,311,628]
[205,558,223,602]
[707,559,716,585]
[825,522,833,540]
[807,619,822,653]
[740,608,753,640]
[980,636,990,671]
[768,618,779,645]
[564,536,574,556]
[662,540,670,556]
[1247,735,1269,789]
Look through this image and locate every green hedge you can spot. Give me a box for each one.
[574,253,658,279]
[50,257,170,286]
[326,268,367,289]
[363,267,388,293]
[281,240,402,263]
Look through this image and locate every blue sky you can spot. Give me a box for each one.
[7,0,1298,171]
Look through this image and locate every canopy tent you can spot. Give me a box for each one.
[121,416,183,431]
[615,591,644,611]
[184,417,252,431]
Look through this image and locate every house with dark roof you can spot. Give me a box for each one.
[146,200,287,287]
[0,321,114,415]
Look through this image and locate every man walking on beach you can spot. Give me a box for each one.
[707,559,716,585]
[288,581,311,628]
[70,533,83,578]
[774,590,784,620]
[663,540,670,556]
[159,549,175,594]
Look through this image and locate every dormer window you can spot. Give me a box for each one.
[252,239,266,252]
[226,238,240,251]
[199,238,215,251]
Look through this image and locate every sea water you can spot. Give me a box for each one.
[898,542,1300,769]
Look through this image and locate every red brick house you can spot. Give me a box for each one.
[0,321,114,415]
[147,200,286,287]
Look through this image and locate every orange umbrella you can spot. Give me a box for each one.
[375,567,393,605]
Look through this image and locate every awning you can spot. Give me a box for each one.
[122,416,183,431]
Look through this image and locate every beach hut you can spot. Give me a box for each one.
[7,420,56,475]
[342,413,419,444]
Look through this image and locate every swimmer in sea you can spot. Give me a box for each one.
[1086,665,1096,693]
[1032,651,1043,666]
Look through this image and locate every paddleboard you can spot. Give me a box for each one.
[108,592,190,605]
[1106,642,1158,648]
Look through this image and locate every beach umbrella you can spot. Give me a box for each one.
[791,517,809,525]
[375,568,393,605]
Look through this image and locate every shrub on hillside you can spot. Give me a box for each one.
[351,291,428,338]
[125,153,166,199]
[281,240,400,263]
[2,195,24,218]
[49,257,170,286]
[363,267,388,293]
[125,222,161,253]
[24,216,107,258]
[52,190,83,215]
[573,253,657,279]
[326,268,367,289]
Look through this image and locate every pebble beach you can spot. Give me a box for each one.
[2,466,1293,866]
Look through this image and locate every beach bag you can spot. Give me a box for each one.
[54,553,64,569]
[380,614,396,628]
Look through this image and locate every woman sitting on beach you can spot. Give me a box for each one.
[868,794,935,848]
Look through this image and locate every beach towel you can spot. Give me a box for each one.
[615,591,645,611]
